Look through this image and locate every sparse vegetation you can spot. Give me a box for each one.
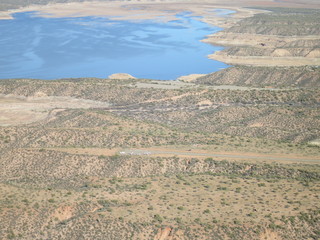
[0,2,319,240]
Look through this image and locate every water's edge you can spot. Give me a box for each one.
[0,11,231,80]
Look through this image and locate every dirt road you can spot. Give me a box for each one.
[120,148,320,164]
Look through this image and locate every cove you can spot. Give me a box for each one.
[0,11,229,80]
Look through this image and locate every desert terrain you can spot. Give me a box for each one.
[0,0,319,239]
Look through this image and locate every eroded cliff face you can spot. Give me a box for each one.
[205,8,320,67]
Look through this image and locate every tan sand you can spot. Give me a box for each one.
[209,53,320,67]
[177,74,206,82]
[108,73,137,80]
[1,0,319,21]
[0,1,266,27]
[0,94,110,126]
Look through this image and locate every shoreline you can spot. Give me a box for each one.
[0,2,255,80]
[0,1,261,27]
[0,1,318,75]
[1,0,319,20]
[208,53,320,67]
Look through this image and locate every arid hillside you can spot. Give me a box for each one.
[0,75,319,239]
[195,66,320,88]
[206,8,320,66]
[0,2,319,240]
[1,78,319,143]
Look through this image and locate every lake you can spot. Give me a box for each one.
[0,11,229,80]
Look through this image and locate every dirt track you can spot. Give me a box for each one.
[46,146,320,164]
[120,148,320,164]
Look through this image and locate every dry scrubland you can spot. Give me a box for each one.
[0,2,319,240]
[1,77,319,239]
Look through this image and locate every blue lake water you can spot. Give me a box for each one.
[0,12,229,80]
[212,9,236,17]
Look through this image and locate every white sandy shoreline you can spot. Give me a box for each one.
[0,1,264,29]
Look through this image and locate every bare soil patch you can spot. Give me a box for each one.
[0,94,109,126]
